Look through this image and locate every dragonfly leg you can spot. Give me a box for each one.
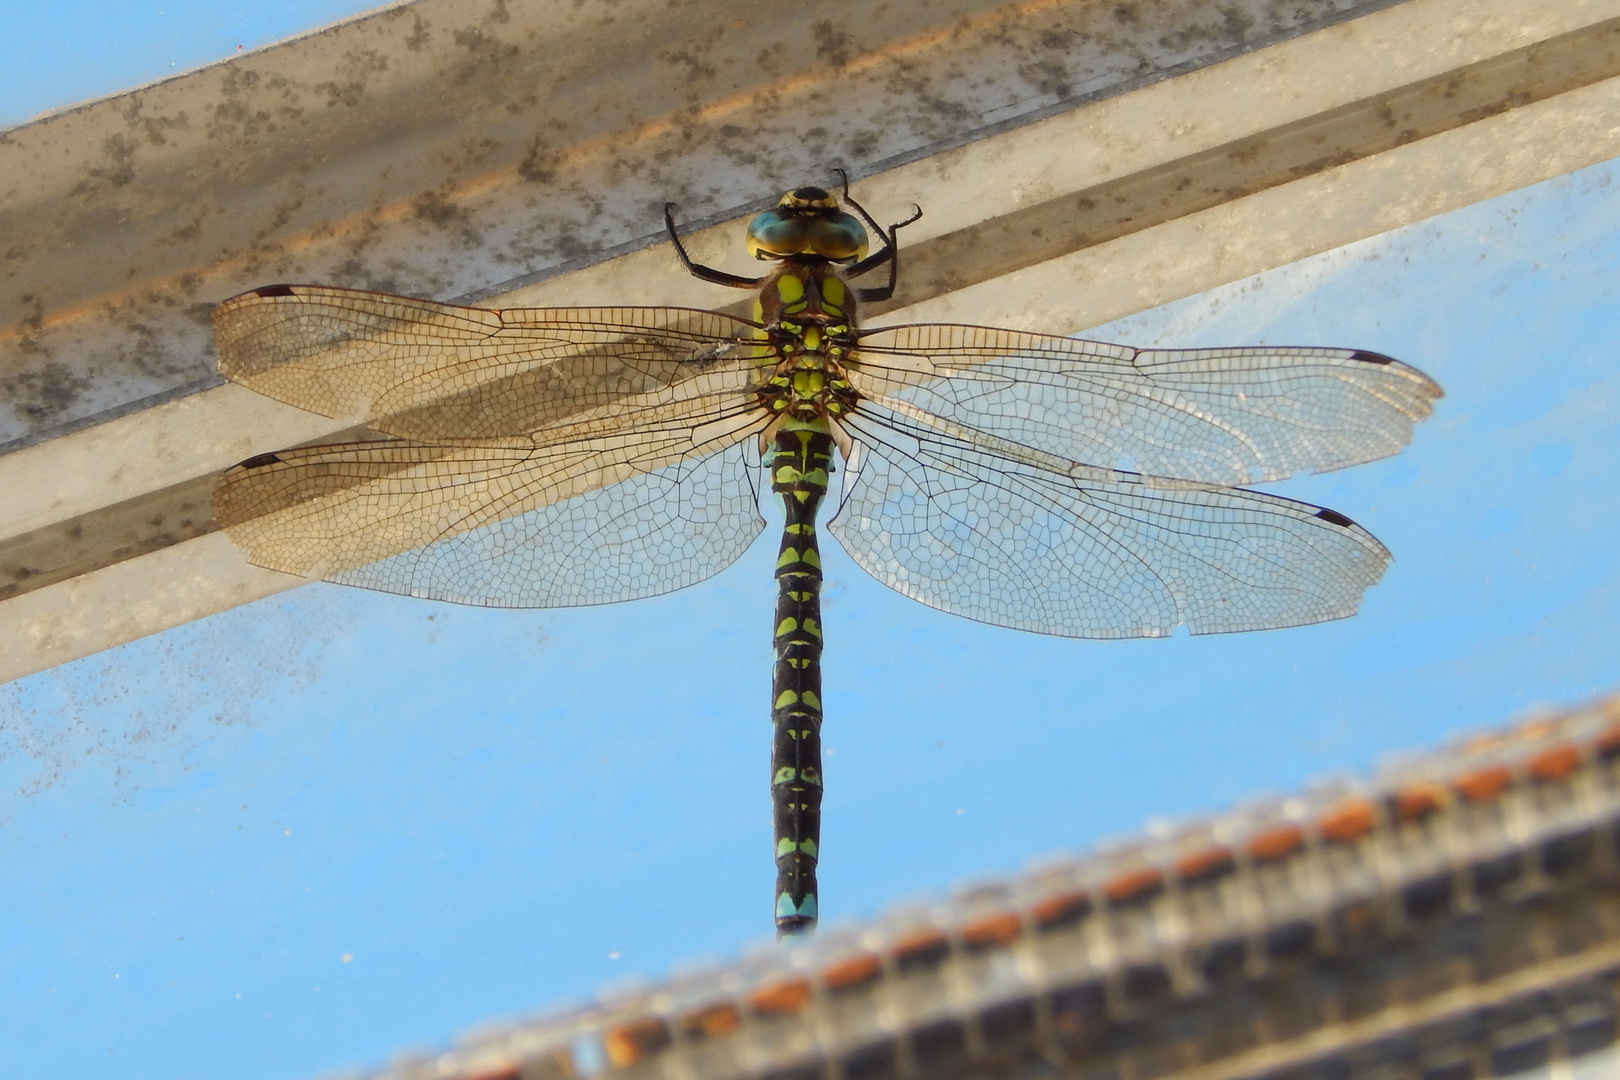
[663,203,765,290]
[831,171,922,303]
[770,424,833,936]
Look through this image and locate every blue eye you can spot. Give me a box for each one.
[809,212,868,261]
[746,208,811,259]
[745,200,868,262]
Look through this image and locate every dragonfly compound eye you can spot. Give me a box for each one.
[747,207,812,260]
[748,190,866,261]
[807,211,867,262]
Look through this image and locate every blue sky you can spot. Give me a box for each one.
[4,7,1620,1080]
[0,0,387,127]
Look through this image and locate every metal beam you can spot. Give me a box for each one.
[4,0,1620,682]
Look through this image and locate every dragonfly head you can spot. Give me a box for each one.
[746,187,869,264]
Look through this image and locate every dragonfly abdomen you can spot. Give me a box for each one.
[769,423,833,936]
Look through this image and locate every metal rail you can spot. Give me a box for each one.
[341,693,1620,1080]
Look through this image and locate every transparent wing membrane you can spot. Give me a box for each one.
[213,284,1421,634]
[833,401,1390,638]
[212,285,767,438]
[213,285,776,603]
[851,324,1441,486]
[215,404,767,606]
[333,439,765,607]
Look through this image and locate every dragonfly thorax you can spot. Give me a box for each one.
[755,265,861,422]
[758,352,859,423]
[754,263,857,326]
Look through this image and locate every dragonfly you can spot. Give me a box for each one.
[210,178,1441,936]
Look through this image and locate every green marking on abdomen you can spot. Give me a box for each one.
[768,424,833,937]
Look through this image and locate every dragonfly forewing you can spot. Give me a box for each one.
[213,285,768,438]
[850,324,1442,487]
[832,400,1391,638]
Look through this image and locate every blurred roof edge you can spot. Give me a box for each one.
[342,690,1620,1080]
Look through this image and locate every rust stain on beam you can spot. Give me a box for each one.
[0,475,219,601]
[0,425,383,600]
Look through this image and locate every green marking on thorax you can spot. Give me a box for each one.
[821,276,846,311]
